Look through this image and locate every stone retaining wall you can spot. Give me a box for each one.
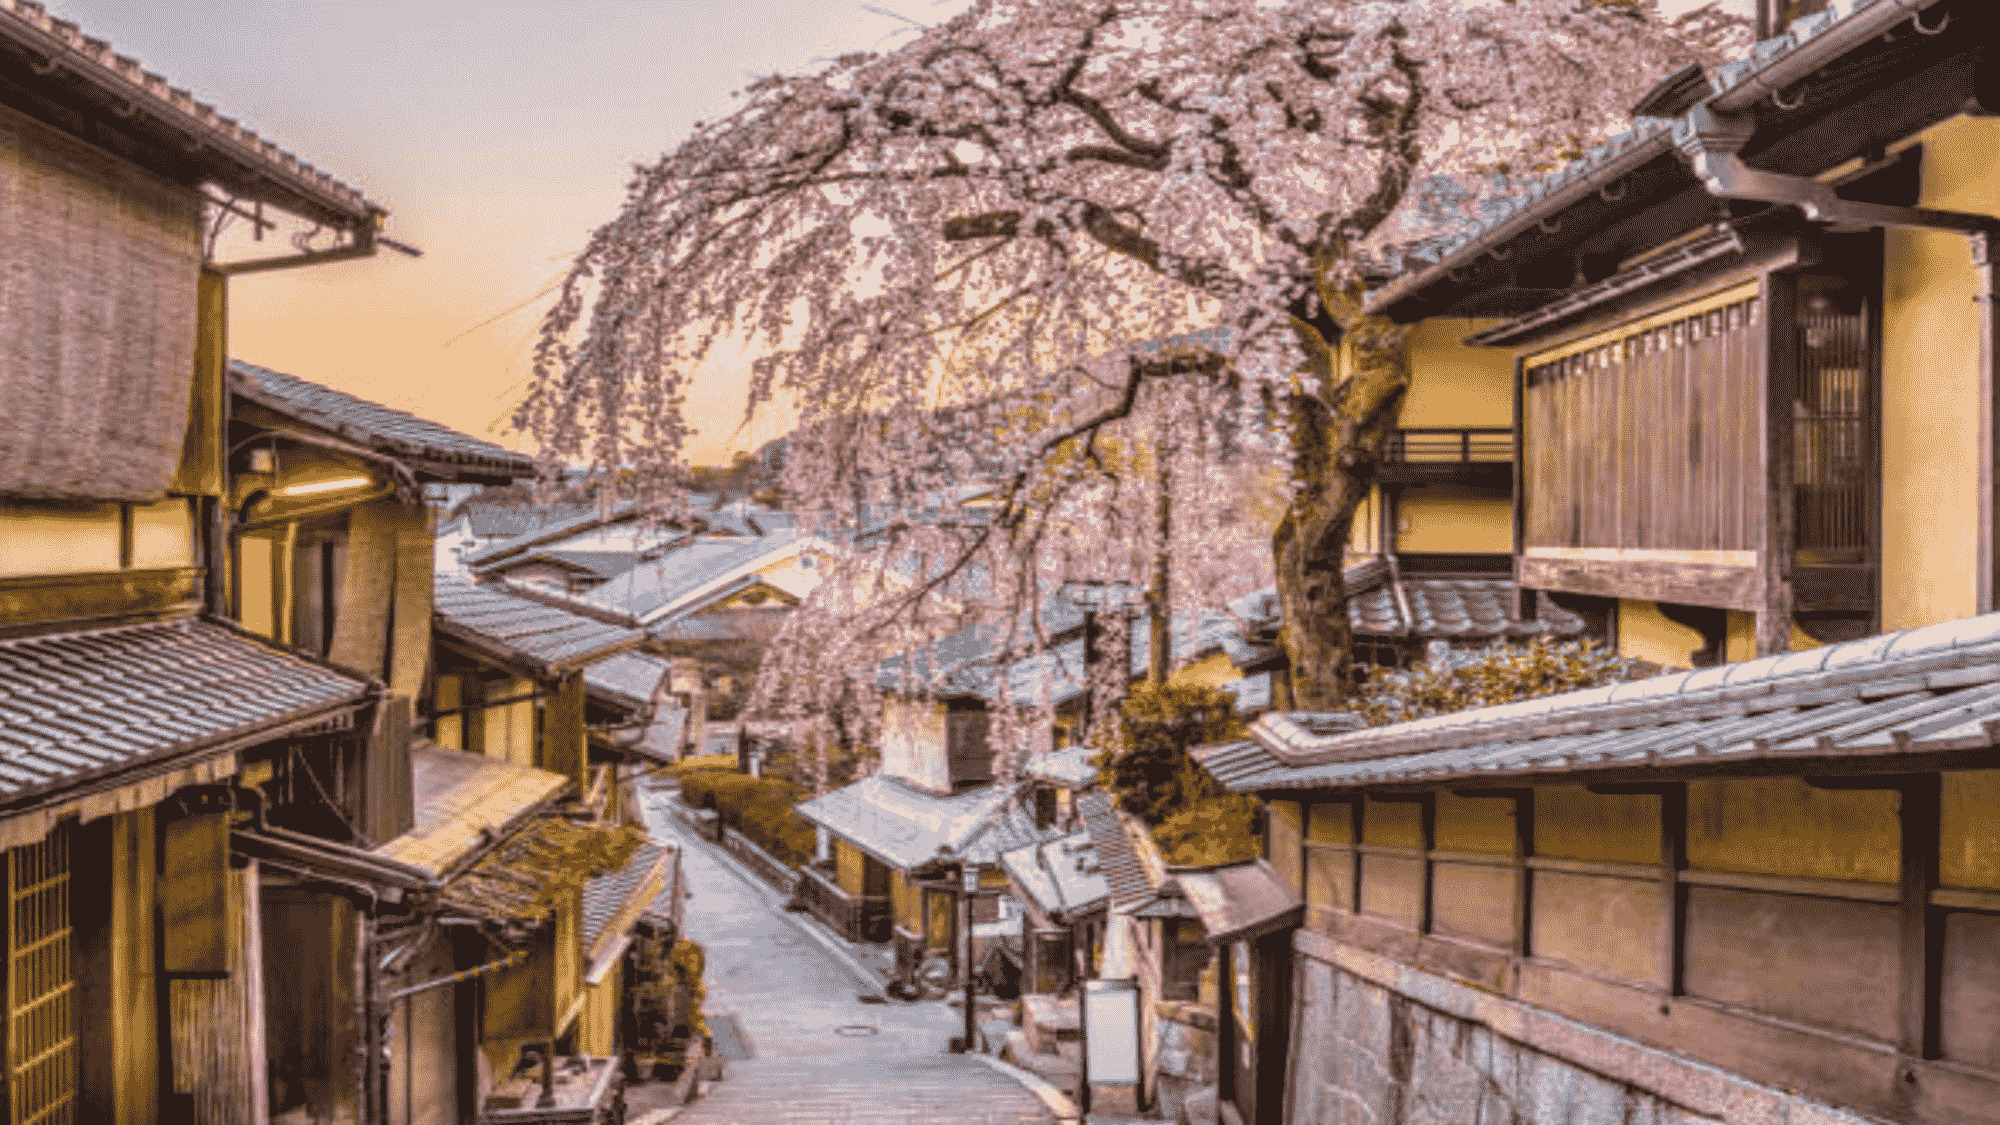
[1287,931,1875,1125]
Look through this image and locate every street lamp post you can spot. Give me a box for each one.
[954,862,979,1053]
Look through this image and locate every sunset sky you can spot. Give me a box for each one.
[55,0,1740,466]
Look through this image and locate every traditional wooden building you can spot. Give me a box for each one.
[0,3,427,1121]
[1370,0,2000,668]
[1203,611,2000,1125]
[427,575,694,1102]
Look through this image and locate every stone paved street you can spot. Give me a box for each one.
[640,790,1058,1125]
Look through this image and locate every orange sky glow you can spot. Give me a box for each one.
[52,0,1742,468]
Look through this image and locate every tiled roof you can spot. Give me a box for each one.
[795,776,1062,872]
[450,502,601,541]
[1350,577,1588,640]
[581,651,669,715]
[0,0,380,227]
[1022,746,1099,789]
[1000,831,1109,921]
[582,839,677,957]
[1075,791,1153,908]
[461,495,738,570]
[627,706,686,764]
[1197,611,2000,794]
[1141,859,1301,943]
[232,361,533,481]
[0,617,370,804]
[376,742,568,876]
[1365,0,1945,317]
[433,577,644,674]
[585,532,801,623]
[539,550,645,580]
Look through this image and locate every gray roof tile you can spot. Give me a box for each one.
[586,532,798,623]
[1075,791,1153,907]
[232,361,533,479]
[583,840,678,949]
[1199,610,2000,794]
[795,776,1062,872]
[434,577,643,673]
[0,617,370,801]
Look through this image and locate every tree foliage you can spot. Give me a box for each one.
[1095,680,1245,826]
[522,0,1746,717]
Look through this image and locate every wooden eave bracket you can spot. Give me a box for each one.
[1680,105,2000,236]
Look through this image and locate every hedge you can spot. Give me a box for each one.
[678,769,817,868]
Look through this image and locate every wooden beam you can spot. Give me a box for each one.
[1517,554,1762,612]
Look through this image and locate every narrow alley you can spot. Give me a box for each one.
[639,788,1060,1125]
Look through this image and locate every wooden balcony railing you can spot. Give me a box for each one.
[793,863,891,944]
[1379,428,1513,487]
[1384,427,1514,464]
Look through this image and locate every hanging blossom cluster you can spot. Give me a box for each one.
[521,0,1742,743]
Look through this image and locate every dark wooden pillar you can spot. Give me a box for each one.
[1975,232,2000,613]
[1759,272,1798,655]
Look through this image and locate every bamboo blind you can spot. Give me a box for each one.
[0,101,202,502]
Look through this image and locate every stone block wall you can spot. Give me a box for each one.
[1286,944,1879,1125]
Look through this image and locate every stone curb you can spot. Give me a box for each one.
[972,1052,1083,1124]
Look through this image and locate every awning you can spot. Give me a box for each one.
[1136,859,1301,944]
[233,822,437,903]
[374,742,569,877]
[580,840,678,985]
[0,616,372,846]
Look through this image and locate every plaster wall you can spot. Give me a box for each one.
[0,501,121,575]
[1615,600,1705,669]
[1880,115,2000,630]
[1397,489,1512,553]
[1398,319,1513,428]
[878,697,950,793]
[1173,651,1243,690]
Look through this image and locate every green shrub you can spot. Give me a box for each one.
[678,767,817,867]
[1154,793,1263,867]
[1341,637,1643,727]
[667,753,738,777]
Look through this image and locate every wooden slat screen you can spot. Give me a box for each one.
[10,826,73,1125]
[1524,287,1764,552]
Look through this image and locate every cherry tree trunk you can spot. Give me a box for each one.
[1273,309,1408,710]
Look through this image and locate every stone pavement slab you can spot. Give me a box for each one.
[641,791,1056,1125]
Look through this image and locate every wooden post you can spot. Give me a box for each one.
[1511,355,1530,619]
[1759,274,1796,655]
[1899,774,1944,1062]
[1975,232,1999,613]
[545,672,589,792]
[1806,774,1943,1065]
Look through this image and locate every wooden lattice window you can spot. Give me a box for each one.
[9,826,74,1125]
